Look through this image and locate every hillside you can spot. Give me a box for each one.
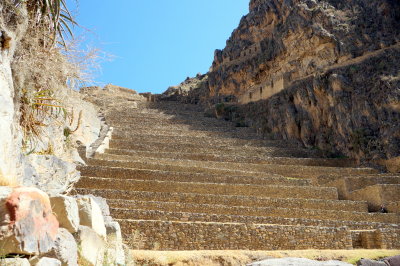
[164,0,400,166]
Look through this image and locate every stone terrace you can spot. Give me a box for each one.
[75,101,400,250]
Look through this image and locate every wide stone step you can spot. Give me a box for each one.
[80,165,310,186]
[103,149,344,167]
[111,208,400,230]
[108,118,230,129]
[75,177,338,200]
[118,219,353,250]
[84,158,376,180]
[319,175,400,197]
[75,189,368,212]
[112,127,263,141]
[108,140,320,158]
[108,200,399,224]
[95,154,359,174]
[113,123,240,133]
[111,133,288,148]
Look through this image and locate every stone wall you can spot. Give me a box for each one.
[239,72,292,104]
[0,186,125,265]
[348,184,400,212]
[120,220,353,250]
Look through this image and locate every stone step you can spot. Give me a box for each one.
[108,118,230,129]
[95,153,359,174]
[80,165,310,186]
[110,201,400,224]
[85,158,376,180]
[111,207,399,230]
[112,128,260,140]
[108,139,322,159]
[318,174,400,197]
[108,200,399,224]
[75,177,338,200]
[75,188,368,212]
[110,138,289,151]
[102,149,344,167]
[111,132,287,148]
[117,219,354,250]
[113,123,239,132]
[348,184,400,212]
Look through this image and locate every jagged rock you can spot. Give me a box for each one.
[0,187,59,255]
[50,195,80,233]
[0,258,30,266]
[249,258,352,266]
[74,225,105,266]
[386,255,400,266]
[356,258,387,266]
[167,0,400,163]
[45,228,78,266]
[105,221,125,265]
[34,257,62,266]
[75,196,107,238]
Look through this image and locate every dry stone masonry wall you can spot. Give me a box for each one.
[75,97,400,251]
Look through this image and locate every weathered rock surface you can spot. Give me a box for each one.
[75,196,107,238]
[249,257,352,266]
[45,228,78,266]
[105,221,125,265]
[33,257,62,266]
[0,187,59,255]
[165,0,400,164]
[50,195,79,233]
[74,225,105,266]
[0,258,30,266]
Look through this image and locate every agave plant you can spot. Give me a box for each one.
[16,0,77,47]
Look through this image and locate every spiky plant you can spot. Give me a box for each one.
[16,0,77,47]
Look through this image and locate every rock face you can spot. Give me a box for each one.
[0,187,125,265]
[166,0,400,163]
[50,196,80,233]
[208,0,400,98]
[76,196,107,238]
[0,187,59,255]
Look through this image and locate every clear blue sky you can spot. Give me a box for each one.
[68,1,249,93]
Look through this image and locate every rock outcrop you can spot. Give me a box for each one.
[0,186,125,265]
[165,0,400,164]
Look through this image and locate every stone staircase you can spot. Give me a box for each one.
[74,101,400,250]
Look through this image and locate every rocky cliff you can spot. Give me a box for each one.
[0,2,102,192]
[165,0,400,166]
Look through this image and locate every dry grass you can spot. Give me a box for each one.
[130,249,400,266]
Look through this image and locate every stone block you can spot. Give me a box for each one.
[76,196,106,238]
[34,257,62,266]
[45,228,78,266]
[105,221,125,265]
[0,258,30,266]
[0,187,59,255]
[50,195,80,233]
[74,225,105,266]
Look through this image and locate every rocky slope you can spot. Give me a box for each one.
[164,0,400,166]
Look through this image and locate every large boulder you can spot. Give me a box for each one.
[0,187,59,255]
[50,195,79,233]
[74,225,105,266]
[45,228,78,266]
[75,196,106,238]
